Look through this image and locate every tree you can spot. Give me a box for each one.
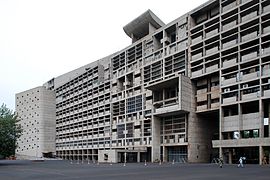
[0,104,22,159]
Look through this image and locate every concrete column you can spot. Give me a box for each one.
[228,150,233,164]
[260,100,264,138]
[238,104,242,137]
[163,146,167,162]
[219,147,223,159]
[151,116,161,162]
[259,146,263,165]
[137,152,140,163]
[219,107,223,140]
[149,23,156,35]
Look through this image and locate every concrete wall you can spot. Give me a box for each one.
[188,83,213,163]
[152,116,161,162]
[179,75,192,112]
[98,150,117,163]
[16,86,55,159]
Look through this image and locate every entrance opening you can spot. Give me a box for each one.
[42,152,53,158]
[140,147,151,162]
[225,147,259,164]
[167,146,187,163]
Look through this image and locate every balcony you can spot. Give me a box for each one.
[167,44,177,55]
[211,91,220,99]
[242,112,260,130]
[241,11,257,22]
[241,31,257,42]
[263,26,270,34]
[164,139,175,144]
[262,67,270,76]
[241,52,257,62]
[262,47,270,55]
[241,71,259,81]
[223,1,237,12]
[196,104,207,111]
[241,0,252,4]
[206,29,219,38]
[222,77,237,86]
[112,132,117,139]
[177,138,186,144]
[197,94,207,102]
[222,39,237,49]
[264,89,270,97]
[223,96,237,104]
[211,86,219,92]
[206,46,219,56]
[152,90,182,115]
[192,36,203,44]
[223,20,237,31]
[155,104,179,114]
[134,141,141,146]
[223,115,239,132]
[242,91,260,101]
[211,101,220,109]
[263,4,270,14]
[192,52,203,61]
[177,41,186,50]
[191,69,204,77]
[206,64,219,73]
[197,88,207,95]
[223,58,237,68]
[134,129,141,138]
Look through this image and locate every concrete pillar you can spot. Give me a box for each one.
[137,152,140,163]
[260,100,264,138]
[149,23,156,35]
[228,150,233,164]
[238,104,242,137]
[131,33,137,44]
[163,146,167,162]
[220,107,223,140]
[259,146,263,165]
[151,116,161,162]
[219,147,223,159]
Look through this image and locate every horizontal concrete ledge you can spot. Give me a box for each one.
[145,76,178,90]
[212,138,270,148]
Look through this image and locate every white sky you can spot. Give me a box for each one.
[0,0,208,110]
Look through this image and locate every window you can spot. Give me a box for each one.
[104,154,108,161]
[126,95,142,113]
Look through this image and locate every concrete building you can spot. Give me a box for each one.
[16,0,270,164]
[15,86,56,159]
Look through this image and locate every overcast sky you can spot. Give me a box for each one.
[0,0,208,110]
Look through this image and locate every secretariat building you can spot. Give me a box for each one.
[16,0,270,164]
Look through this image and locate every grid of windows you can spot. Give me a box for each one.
[126,95,142,113]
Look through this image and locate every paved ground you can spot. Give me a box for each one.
[0,160,270,180]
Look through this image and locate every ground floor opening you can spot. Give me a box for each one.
[222,147,260,164]
[117,147,151,163]
[161,146,187,163]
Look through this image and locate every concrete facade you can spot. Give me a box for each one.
[16,0,270,164]
[15,86,56,159]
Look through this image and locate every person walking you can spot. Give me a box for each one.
[238,157,244,168]
[219,157,223,168]
[262,156,267,166]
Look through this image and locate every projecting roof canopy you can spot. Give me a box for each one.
[123,10,165,42]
